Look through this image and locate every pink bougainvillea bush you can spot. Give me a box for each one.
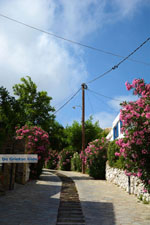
[116,78,150,193]
[80,137,108,179]
[16,125,50,178]
[58,149,74,171]
[45,150,59,169]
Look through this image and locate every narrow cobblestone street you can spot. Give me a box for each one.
[59,170,150,225]
[0,170,61,225]
[0,169,150,225]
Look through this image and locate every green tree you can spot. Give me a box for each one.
[0,87,22,147]
[0,87,22,132]
[13,76,55,132]
[50,121,67,151]
[64,117,103,152]
[65,121,81,151]
[85,117,103,143]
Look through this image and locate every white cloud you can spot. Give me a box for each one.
[0,0,148,108]
[112,0,143,17]
[0,0,89,103]
[92,94,139,128]
[108,95,138,111]
[93,111,117,128]
[50,0,106,40]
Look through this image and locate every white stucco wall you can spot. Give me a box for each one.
[106,113,124,141]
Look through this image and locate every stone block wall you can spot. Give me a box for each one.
[0,138,16,191]
[0,138,30,194]
[106,162,150,202]
[14,139,30,184]
[15,163,30,184]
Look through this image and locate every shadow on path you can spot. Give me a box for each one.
[82,201,116,225]
[0,171,61,225]
[0,169,116,225]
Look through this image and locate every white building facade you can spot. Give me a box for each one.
[106,113,124,141]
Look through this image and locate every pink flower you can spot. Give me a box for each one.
[146,113,150,119]
[125,81,132,91]
[42,134,49,139]
[136,139,142,145]
[137,172,142,177]
[22,129,30,134]
[16,136,23,140]
[142,149,148,154]
[144,105,150,112]
[125,170,132,176]
[132,153,138,159]
[143,188,147,193]
[132,173,137,177]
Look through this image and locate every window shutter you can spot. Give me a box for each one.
[113,127,115,140]
[116,123,118,138]
[120,120,123,128]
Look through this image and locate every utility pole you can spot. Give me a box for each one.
[81,83,87,173]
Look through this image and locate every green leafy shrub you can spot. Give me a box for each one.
[143,198,150,204]
[64,117,103,152]
[45,150,59,169]
[58,149,74,171]
[107,140,125,169]
[80,137,108,179]
[71,152,82,172]
[87,154,106,179]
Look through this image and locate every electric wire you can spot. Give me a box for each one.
[1,13,149,120]
[53,88,81,115]
[53,91,77,109]
[0,13,150,66]
[87,37,150,84]
[88,89,121,102]
[87,89,119,114]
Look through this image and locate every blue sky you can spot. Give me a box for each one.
[0,0,150,128]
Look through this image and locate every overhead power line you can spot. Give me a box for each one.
[87,89,121,116]
[0,13,150,66]
[87,37,150,84]
[53,88,81,115]
[53,91,76,108]
[87,89,118,113]
[87,89,121,102]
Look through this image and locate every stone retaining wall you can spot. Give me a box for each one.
[106,162,150,202]
[0,139,30,194]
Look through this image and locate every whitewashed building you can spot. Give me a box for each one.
[106,113,124,141]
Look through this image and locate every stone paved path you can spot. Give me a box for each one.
[0,169,61,225]
[1,169,150,225]
[59,170,150,225]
